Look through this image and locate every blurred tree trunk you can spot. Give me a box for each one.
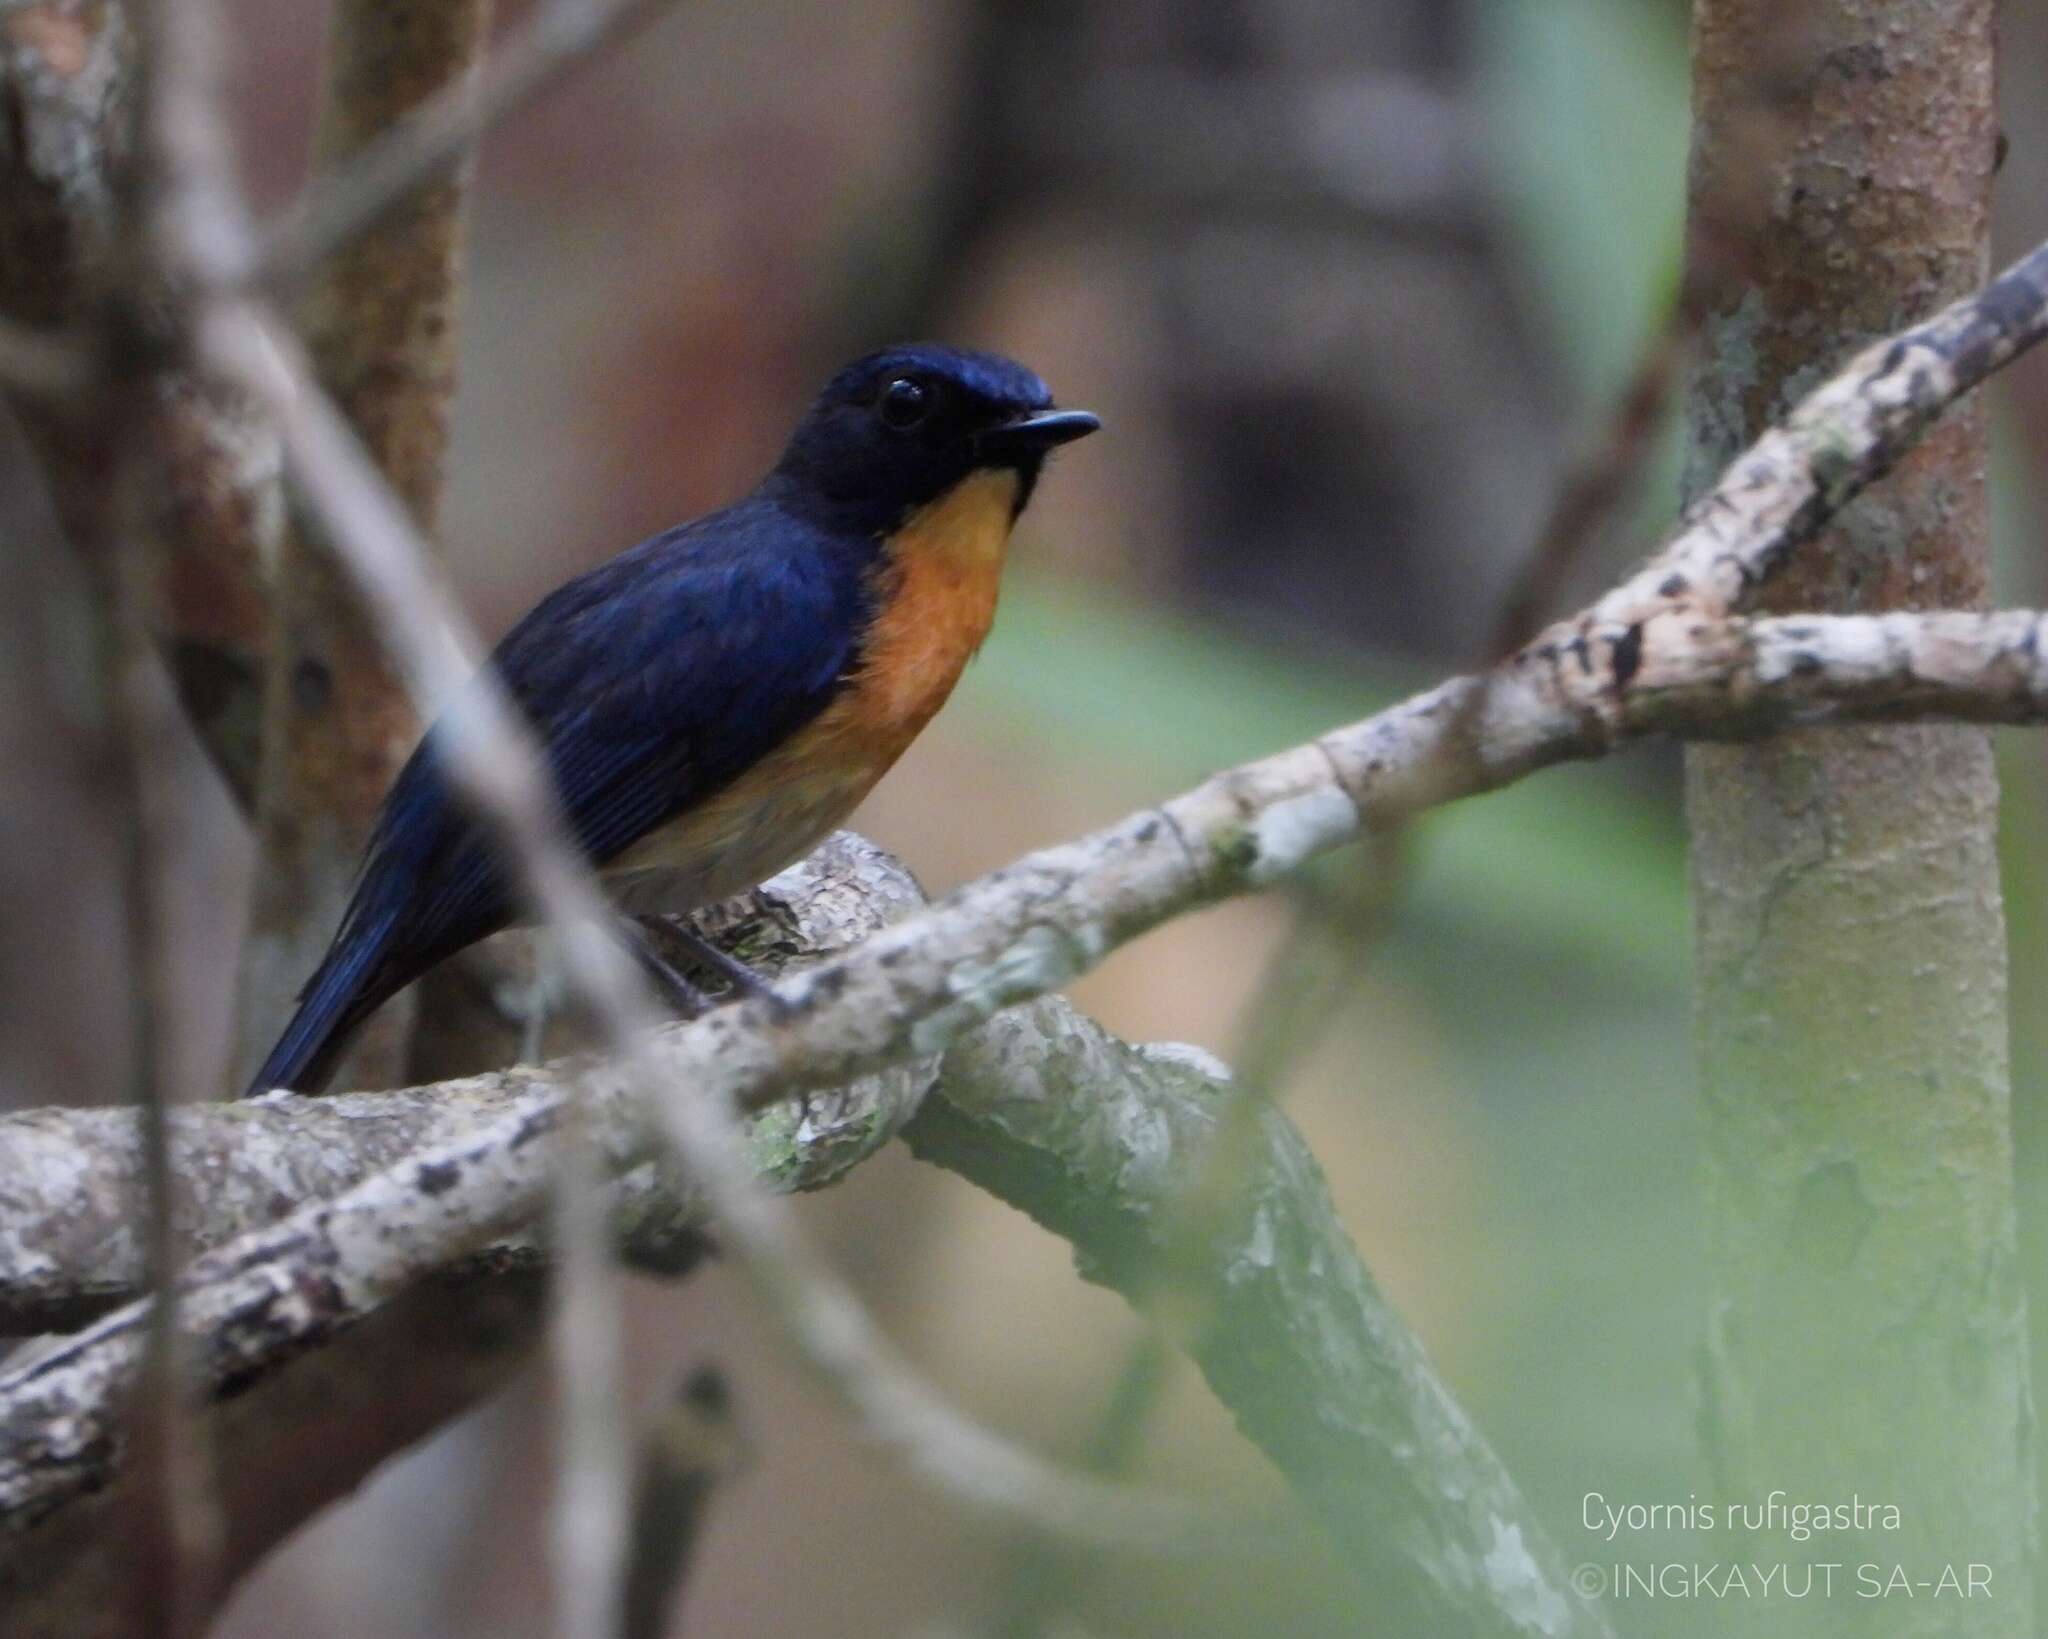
[233,0,488,1091]
[1683,4,2034,1633]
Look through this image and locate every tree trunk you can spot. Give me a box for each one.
[1683,3,2034,1634]
[233,0,488,1091]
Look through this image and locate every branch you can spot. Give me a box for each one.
[0,960,1606,1638]
[43,588,2048,1336]
[913,1011,1584,1638]
[0,833,926,1333]
[0,843,939,1560]
[15,575,2048,1619]
[1580,239,2048,629]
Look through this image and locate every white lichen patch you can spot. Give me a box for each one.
[1135,1041,1232,1085]
[1244,784,1358,885]
[1482,1519,1572,1635]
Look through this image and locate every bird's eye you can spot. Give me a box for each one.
[878,375,932,430]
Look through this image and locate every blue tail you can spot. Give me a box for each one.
[242,908,398,1097]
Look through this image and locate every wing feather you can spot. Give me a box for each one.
[340,497,869,987]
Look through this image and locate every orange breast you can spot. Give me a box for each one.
[603,468,1020,906]
[828,466,1020,756]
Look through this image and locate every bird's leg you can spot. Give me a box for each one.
[659,922,784,1009]
[633,917,817,1126]
[621,921,713,1018]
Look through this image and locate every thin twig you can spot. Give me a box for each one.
[551,1093,631,1639]
[254,0,677,288]
[619,1367,744,1639]
[112,0,241,1621]
[110,511,221,1639]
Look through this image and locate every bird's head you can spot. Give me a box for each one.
[771,344,1099,535]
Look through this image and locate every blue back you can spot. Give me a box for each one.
[368,493,874,965]
[247,492,874,1092]
[246,341,1073,1095]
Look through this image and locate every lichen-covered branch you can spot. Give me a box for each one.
[0,841,938,1591]
[912,1008,1586,1638]
[0,893,1609,1638]
[14,584,2048,1618]
[0,833,927,1333]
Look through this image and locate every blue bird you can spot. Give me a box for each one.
[246,345,1098,1095]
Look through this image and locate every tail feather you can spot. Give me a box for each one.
[242,909,397,1097]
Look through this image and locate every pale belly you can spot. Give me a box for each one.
[599,467,1020,914]
[599,752,885,913]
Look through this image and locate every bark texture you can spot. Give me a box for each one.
[915,1014,1594,1639]
[1683,4,2033,1632]
[234,0,489,1089]
[0,0,282,809]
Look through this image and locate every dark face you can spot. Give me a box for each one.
[771,345,1099,534]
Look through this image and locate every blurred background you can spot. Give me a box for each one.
[5,0,2048,1634]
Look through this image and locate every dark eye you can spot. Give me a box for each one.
[878,375,932,430]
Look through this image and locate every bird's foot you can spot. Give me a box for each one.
[622,922,715,1019]
[640,919,791,1018]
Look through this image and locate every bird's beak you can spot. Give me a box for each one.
[979,408,1102,460]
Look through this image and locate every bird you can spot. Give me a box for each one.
[244,344,1099,1096]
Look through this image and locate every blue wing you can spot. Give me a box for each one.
[245,495,870,1093]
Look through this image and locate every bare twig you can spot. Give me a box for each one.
[108,516,220,1639]
[619,1367,744,1639]
[21,489,2048,1605]
[19,573,2048,1609]
[1576,238,2048,631]
[254,0,676,289]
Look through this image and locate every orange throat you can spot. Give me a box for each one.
[839,466,1020,751]
[601,469,1023,905]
